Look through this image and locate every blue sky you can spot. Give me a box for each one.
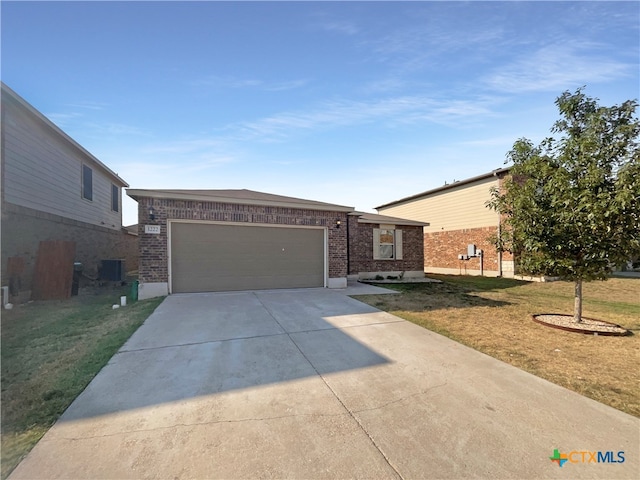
[2,1,638,225]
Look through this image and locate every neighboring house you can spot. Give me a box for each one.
[1,82,137,301]
[376,168,514,277]
[126,189,426,299]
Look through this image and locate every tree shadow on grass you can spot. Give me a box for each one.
[425,274,528,292]
[356,278,514,313]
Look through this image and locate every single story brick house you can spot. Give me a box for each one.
[127,189,426,299]
[376,168,514,277]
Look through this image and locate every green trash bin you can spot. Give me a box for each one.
[131,280,139,302]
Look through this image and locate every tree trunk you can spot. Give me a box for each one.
[574,279,583,323]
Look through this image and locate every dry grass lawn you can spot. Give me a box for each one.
[1,290,164,479]
[355,275,640,418]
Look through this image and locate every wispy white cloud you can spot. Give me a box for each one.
[233,95,499,141]
[127,138,239,176]
[192,76,261,89]
[106,139,239,203]
[371,25,504,59]
[138,137,227,156]
[192,75,309,92]
[84,122,150,136]
[397,98,499,126]
[121,156,235,177]
[65,101,108,110]
[484,43,634,93]
[47,108,148,137]
[364,21,506,73]
[264,79,310,92]
[47,99,109,126]
[361,77,410,94]
[46,111,83,127]
[460,135,520,148]
[317,20,360,36]
[307,9,361,36]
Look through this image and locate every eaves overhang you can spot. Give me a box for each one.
[126,189,355,213]
[376,167,510,210]
[350,211,429,227]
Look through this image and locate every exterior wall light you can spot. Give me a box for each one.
[336,219,341,228]
[149,206,156,221]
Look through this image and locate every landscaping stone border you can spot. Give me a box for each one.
[532,314,631,336]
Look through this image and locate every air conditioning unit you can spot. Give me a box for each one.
[99,259,125,281]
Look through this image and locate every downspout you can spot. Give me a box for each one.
[497,221,503,277]
[346,213,351,276]
[494,169,504,277]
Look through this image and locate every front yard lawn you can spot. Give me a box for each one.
[355,275,640,418]
[1,287,164,479]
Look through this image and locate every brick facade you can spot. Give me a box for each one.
[348,215,424,275]
[1,202,138,301]
[424,226,513,275]
[137,197,348,284]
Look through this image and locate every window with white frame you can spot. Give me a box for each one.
[373,227,403,260]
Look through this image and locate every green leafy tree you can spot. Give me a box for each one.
[488,88,640,322]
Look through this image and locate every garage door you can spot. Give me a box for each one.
[170,222,325,293]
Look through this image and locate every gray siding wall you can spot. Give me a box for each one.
[2,95,123,230]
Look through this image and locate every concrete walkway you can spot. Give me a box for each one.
[10,285,639,479]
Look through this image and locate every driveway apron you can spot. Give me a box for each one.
[10,285,639,479]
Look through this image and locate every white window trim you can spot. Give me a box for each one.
[373,227,403,260]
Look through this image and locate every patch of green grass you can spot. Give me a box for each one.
[1,289,164,479]
[355,275,640,417]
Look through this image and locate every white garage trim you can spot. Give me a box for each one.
[168,220,328,293]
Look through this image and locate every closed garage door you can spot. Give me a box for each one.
[170,222,325,293]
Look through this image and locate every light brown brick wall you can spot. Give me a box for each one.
[424,226,513,274]
[348,216,424,274]
[137,197,348,284]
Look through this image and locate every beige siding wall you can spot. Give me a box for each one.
[2,96,122,230]
[379,177,500,232]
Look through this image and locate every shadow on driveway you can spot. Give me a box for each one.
[10,286,640,480]
[57,289,396,422]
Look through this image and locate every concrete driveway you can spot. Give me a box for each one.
[11,284,639,479]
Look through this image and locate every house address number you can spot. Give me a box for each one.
[144,225,161,234]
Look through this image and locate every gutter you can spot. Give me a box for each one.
[376,167,511,210]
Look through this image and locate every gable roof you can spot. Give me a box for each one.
[126,188,354,212]
[1,82,128,187]
[376,167,510,210]
[123,224,139,236]
[350,211,429,227]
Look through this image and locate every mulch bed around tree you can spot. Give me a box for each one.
[533,314,631,336]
